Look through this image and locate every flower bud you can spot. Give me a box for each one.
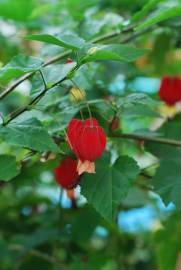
[70,87,86,102]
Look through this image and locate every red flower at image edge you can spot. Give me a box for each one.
[67,117,106,162]
[54,157,79,189]
[159,76,181,105]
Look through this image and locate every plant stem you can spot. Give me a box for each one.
[111,132,181,147]
[121,27,154,43]
[39,70,47,90]
[3,71,69,125]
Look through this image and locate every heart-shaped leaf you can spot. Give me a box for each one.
[0,118,59,152]
[81,155,140,221]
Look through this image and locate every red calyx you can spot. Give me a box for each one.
[158,76,181,105]
[54,157,79,189]
[67,117,106,162]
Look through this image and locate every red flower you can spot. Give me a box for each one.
[158,76,181,105]
[54,157,79,189]
[67,117,106,162]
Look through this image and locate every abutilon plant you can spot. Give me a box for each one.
[54,157,79,189]
[158,76,181,105]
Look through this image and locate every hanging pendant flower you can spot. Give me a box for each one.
[67,117,106,174]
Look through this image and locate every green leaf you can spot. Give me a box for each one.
[123,104,160,118]
[81,155,140,222]
[118,93,157,108]
[42,63,76,85]
[30,62,76,95]
[0,155,20,181]
[152,158,181,208]
[31,63,76,95]
[63,0,98,20]
[72,208,100,245]
[25,34,85,50]
[154,212,181,270]
[29,4,51,19]
[80,44,149,63]
[12,159,59,187]
[68,261,92,270]
[0,0,35,21]
[135,5,181,31]
[132,0,166,23]
[0,118,59,152]
[24,228,59,249]
[0,54,44,84]
[147,115,181,208]
[122,186,149,207]
[151,32,171,74]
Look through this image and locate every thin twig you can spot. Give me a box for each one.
[3,69,72,125]
[111,132,181,148]
[39,70,47,90]
[121,27,154,43]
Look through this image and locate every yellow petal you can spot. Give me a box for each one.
[159,104,177,118]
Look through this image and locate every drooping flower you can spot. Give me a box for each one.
[158,76,181,105]
[67,117,106,162]
[54,157,79,189]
